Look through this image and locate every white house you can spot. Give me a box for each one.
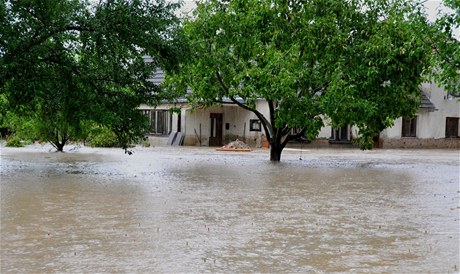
[139,99,270,147]
[140,70,459,149]
[379,82,459,148]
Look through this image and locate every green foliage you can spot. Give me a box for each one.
[166,0,432,160]
[86,125,119,148]
[5,136,24,147]
[1,112,42,142]
[429,0,460,95]
[0,94,8,126]
[0,0,188,152]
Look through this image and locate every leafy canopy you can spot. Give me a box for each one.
[0,0,188,151]
[429,0,460,95]
[167,0,433,160]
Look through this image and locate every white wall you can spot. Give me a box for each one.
[383,82,460,140]
[422,82,460,138]
[182,102,269,147]
[147,82,458,148]
[183,106,220,146]
[317,116,332,139]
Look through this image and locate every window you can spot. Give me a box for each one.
[330,125,350,142]
[447,89,460,99]
[249,119,261,131]
[445,117,459,138]
[142,109,172,135]
[401,117,417,137]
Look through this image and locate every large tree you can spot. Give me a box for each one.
[166,0,433,161]
[0,0,187,152]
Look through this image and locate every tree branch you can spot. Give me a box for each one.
[215,70,229,93]
[268,99,276,127]
[214,70,275,138]
[299,44,305,60]
[8,24,93,61]
[281,126,291,136]
[281,127,306,148]
[228,96,273,140]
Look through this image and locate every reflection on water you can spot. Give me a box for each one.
[1,146,459,273]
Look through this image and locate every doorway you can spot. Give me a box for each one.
[209,113,223,146]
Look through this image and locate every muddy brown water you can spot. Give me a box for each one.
[1,144,459,273]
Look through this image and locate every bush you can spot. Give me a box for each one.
[5,136,24,147]
[86,126,120,147]
[1,112,42,142]
[20,139,33,145]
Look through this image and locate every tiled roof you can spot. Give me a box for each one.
[148,69,164,85]
[147,67,437,111]
[149,69,246,105]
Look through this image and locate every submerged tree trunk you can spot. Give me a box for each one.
[55,142,65,152]
[227,98,303,162]
[268,125,305,162]
[268,127,290,162]
[50,130,68,152]
[269,142,284,162]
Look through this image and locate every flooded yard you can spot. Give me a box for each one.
[1,144,459,273]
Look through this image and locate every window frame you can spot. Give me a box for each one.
[249,119,262,131]
[401,117,417,138]
[142,109,172,135]
[330,124,351,143]
[445,117,459,138]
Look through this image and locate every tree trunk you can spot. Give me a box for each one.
[55,142,65,152]
[50,131,67,152]
[269,141,284,162]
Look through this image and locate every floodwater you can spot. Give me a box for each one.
[1,144,459,273]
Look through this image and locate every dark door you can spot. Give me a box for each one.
[209,113,223,146]
[373,132,381,148]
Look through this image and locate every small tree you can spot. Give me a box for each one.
[0,0,188,152]
[167,0,432,161]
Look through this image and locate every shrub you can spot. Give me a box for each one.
[86,126,120,147]
[6,136,24,147]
